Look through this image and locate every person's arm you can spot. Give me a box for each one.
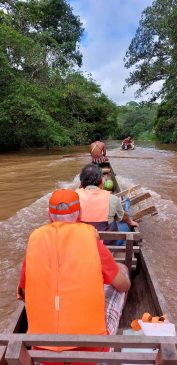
[97,240,130,292]
[17,257,26,301]
[113,196,124,221]
[113,196,139,228]
[110,195,139,228]
[102,143,106,156]
[122,211,139,228]
[111,263,130,292]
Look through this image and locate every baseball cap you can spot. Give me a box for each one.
[49,189,80,215]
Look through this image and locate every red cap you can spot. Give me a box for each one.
[49,189,80,215]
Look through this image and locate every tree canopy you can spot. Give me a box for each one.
[124,0,177,143]
[0,0,117,150]
[115,102,157,141]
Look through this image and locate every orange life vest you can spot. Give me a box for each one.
[76,188,110,222]
[25,221,107,352]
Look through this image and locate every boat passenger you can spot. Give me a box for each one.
[17,189,130,364]
[90,133,109,164]
[76,164,138,245]
[121,136,135,150]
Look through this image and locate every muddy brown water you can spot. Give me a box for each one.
[0,141,177,331]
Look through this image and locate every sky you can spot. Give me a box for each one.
[68,0,154,105]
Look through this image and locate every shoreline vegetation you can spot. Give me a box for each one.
[0,0,176,152]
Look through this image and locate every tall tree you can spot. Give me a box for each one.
[124,0,175,100]
[124,0,177,143]
[0,0,84,78]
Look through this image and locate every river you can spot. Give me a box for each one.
[0,141,177,331]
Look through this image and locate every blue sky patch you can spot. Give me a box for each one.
[68,0,157,104]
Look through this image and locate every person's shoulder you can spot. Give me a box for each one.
[109,194,121,204]
[78,221,97,234]
[29,224,51,239]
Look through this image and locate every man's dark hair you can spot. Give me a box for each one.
[95,133,101,141]
[80,164,102,188]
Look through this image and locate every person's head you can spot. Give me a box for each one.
[127,136,131,141]
[49,189,80,223]
[95,133,101,141]
[80,163,102,188]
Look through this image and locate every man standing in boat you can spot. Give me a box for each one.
[17,189,130,360]
[76,164,138,245]
[90,133,109,164]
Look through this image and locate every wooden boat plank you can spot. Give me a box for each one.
[139,250,173,323]
[5,340,33,365]
[155,344,177,365]
[125,238,134,273]
[0,346,6,365]
[132,206,157,221]
[99,231,141,241]
[115,185,141,198]
[109,164,121,193]
[1,333,177,347]
[122,192,151,207]
[114,257,137,265]
[28,349,156,363]
[4,302,26,334]
[3,334,177,365]
[107,245,140,253]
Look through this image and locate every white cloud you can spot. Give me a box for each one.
[70,0,159,105]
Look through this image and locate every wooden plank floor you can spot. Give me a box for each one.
[119,265,157,330]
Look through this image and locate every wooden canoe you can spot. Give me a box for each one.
[0,164,176,365]
[1,232,175,365]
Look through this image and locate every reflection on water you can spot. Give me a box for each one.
[0,141,177,330]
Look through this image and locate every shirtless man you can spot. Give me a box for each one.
[90,133,109,164]
[121,136,135,150]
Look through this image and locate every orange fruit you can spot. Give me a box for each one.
[131,319,141,331]
[142,312,152,322]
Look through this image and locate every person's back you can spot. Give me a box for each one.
[76,164,125,244]
[76,164,139,245]
[90,133,108,164]
[17,188,130,364]
[26,221,107,345]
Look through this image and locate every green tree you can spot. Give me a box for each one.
[124,0,177,143]
[116,102,157,140]
[0,0,118,150]
[1,0,84,74]
[124,0,174,99]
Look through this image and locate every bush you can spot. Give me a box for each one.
[0,95,71,149]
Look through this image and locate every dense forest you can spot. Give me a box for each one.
[124,0,177,143]
[0,0,118,150]
[0,0,177,150]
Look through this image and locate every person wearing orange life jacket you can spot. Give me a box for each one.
[17,189,130,365]
[76,164,138,245]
